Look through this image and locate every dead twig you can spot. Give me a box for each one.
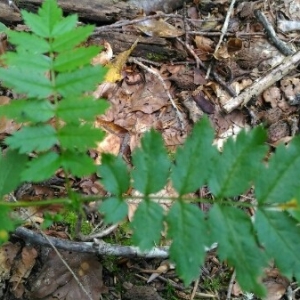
[254,10,294,56]
[223,50,300,113]
[206,0,237,78]
[14,226,170,258]
[190,277,199,300]
[226,270,236,300]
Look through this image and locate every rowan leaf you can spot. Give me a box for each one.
[132,130,170,195]
[255,136,300,204]
[255,209,300,281]
[7,31,50,54]
[51,26,95,52]
[208,205,267,296]
[0,99,54,123]
[60,151,96,176]
[56,96,108,124]
[51,14,78,36]
[21,152,60,182]
[57,124,105,151]
[22,0,62,38]
[98,154,130,196]
[56,65,105,97]
[0,67,52,98]
[0,150,27,198]
[208,127,267,197]
[100,197,128,224]
[54,46,100,72]
[131,200,164,250]
[6,125,58,154]
[171,117,216,195]
[166,201,208,285]
[4,52,51,72]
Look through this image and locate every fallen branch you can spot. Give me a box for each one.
[222,50,300,113]
[14,226,170,258]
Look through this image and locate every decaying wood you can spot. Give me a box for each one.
[0,0,187,24]
[89,32,187,61]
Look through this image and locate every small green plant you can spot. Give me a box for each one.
[0,0,300,298]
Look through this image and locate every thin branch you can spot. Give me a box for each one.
[222,50,300,113]
[14,226,170,258]
[226,270,236,300]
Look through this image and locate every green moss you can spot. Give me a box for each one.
[146,52,167,62]
[63,211,92,238]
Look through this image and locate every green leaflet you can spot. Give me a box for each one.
[22,0,63,38]
[166,201,208,285]
[21,152,60,182]
[208,126,267,197]
[4,53,51,72]
[171,117,216,195]
[131,200,164,250]
[0,68,53,98]
[0,150,27,198]
[54,46,100,72]
[60,151,96,176]
[255,209,300,281]
[255,136,300,204]
[208,205,267,296]
[132,129,170,195]
[57,124,105,151]
[0,99,54,123]
[99,197,128,224]
[7,31,50,54]
[51,26,95,52]
[6,125,58,154]
[56,96,108,124]
[98,154,130,197]
[56,65,105,97]
[0,207,18,243]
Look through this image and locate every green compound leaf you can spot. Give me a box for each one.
[0,150,27,198]
[99,197,128,224]
[56,96,108,124]
[98,154,130,196]
[0,206,18,243]
[255,136,300,204]
[54,46,100,72]
[60,151,96,177]
[131,200,164,250]
[56,65,105,97]
[255,209,300,281]
[0,99,54,123]
[0,67,52,98]
[22,0,63,38]
[4,52,51,72]
[171,117,216,195]
[51,14,78,37]
[208,205,267,297]
[0,22,8,33]
[166,201,208,285]
[57,124,105,151]
[208,127,267,198]
[6,125,58,154]
[7,31,50,54]
[51,26,95,52]
[132,130,170,195]
[21,152,60,182]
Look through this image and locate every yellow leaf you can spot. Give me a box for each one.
[104,39,139,83]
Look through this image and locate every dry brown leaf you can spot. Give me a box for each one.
[29,250,107,300]
[91,41,113,66]
[10,246,38,299]
[194,36,214,61]
[135,18,184,37]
